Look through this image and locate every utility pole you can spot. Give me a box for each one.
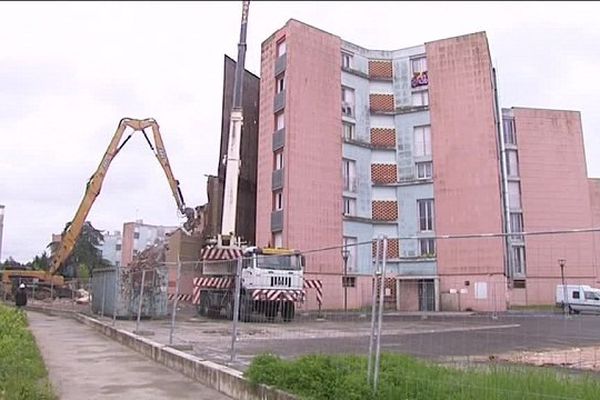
[342,247,350,313]
[559,259,567,315]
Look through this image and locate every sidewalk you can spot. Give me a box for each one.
[27,311,232,400]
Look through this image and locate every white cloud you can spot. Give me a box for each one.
[1,1,599,262]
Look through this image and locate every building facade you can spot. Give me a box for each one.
[99,230,122,267]
[256,20,599,311]
[120,220,177,267]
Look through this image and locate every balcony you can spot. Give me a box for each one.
[274,53,287,76]
[273,128,285,151]
[272,168,284,190]
[274,91,286,113]
[271,210,283,232]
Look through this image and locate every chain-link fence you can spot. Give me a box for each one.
[19,229,600,398]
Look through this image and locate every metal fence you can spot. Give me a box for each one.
[24,229,600,399]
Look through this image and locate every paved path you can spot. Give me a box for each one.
[27,311,232,400]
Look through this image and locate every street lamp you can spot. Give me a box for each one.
[342,247,350,313]
[558,259,567,315]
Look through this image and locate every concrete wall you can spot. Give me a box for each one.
[589,178,600,283]
[426,32,506,311]
[256,25,285,248]
[257,20,344,275]
[514,108,597,303]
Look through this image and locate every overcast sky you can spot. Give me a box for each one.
[1,1,599,262]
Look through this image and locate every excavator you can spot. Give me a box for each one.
[1,118,201,299]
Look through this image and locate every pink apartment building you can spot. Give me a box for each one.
[255,20,600,311]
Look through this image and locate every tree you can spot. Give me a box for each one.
[47,221,110,278]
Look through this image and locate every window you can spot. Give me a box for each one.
[341,52,353,69]
[115,244,122,251]
[512,245,526,275]
[342,87,355,117]
[411,90,429,107]
[342,159,357,192]
[343,197,356,216]
[273,231,283,248]
[411,57,427,74]
[419,238,436,257]
[572,290,580,299]
[503,118,517,145]
[510,212,524,241]
[417,199,434,232]
[585,291,600,301]
[416,161,433,180]
[275,111,285,130]
[274,150,284,170]
[343,236,358,272]
[273,190,283,211]
[508,181,521,209]
[115,261,120,267]
[343,122,355,141]
[276,39,286,57]
[276,74,285,94]
[342,276,356,288]
[414,126,432,157]
[507,150,519,177]
[133,232,140,239]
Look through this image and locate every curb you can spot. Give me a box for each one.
[25,305,297,400]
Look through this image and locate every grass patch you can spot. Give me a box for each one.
[0,304,55,400]
[245,353,600,400]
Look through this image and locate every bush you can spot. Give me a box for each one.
[0,305,55,400]
[245,352,600,400]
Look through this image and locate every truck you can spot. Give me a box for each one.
[192,0,305,323]
[556,284,600,314]
[194,240,304,322]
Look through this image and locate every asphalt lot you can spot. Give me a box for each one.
[28,299,600,372]
[102,308,600,371]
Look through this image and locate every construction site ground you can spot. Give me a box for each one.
[27,298,600,374]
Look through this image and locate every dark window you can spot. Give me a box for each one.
[342,276,356,288]
[115,244,122,251]
[133,232,140,239]
[573,291,580,299]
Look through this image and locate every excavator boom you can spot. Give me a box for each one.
[47,118,196,278]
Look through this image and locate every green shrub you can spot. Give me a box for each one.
[245,352,600,400]
[0,305,55,400]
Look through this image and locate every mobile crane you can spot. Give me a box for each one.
[193,0,305,322]
[1,118,200,298]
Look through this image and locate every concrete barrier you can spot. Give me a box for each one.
[25,304,297,400]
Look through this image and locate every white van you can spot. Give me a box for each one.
[556,284,600,314]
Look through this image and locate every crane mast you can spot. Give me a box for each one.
[221,0,250,238]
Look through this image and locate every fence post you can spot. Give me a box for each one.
[136,269,147,333]
[169,256,182,346]
[101,273,106,318]
[230,257,243,363]
[112,269,118,326]
[50,279,54,302]
[373,236,388,393]
[367,235,382,385]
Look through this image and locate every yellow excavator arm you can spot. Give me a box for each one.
[47,118,197,277]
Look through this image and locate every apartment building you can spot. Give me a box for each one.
[255,20,599,311]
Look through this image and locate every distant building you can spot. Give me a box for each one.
[99,230,122,267]
[120,220,178,267]
[255,20,600,311]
